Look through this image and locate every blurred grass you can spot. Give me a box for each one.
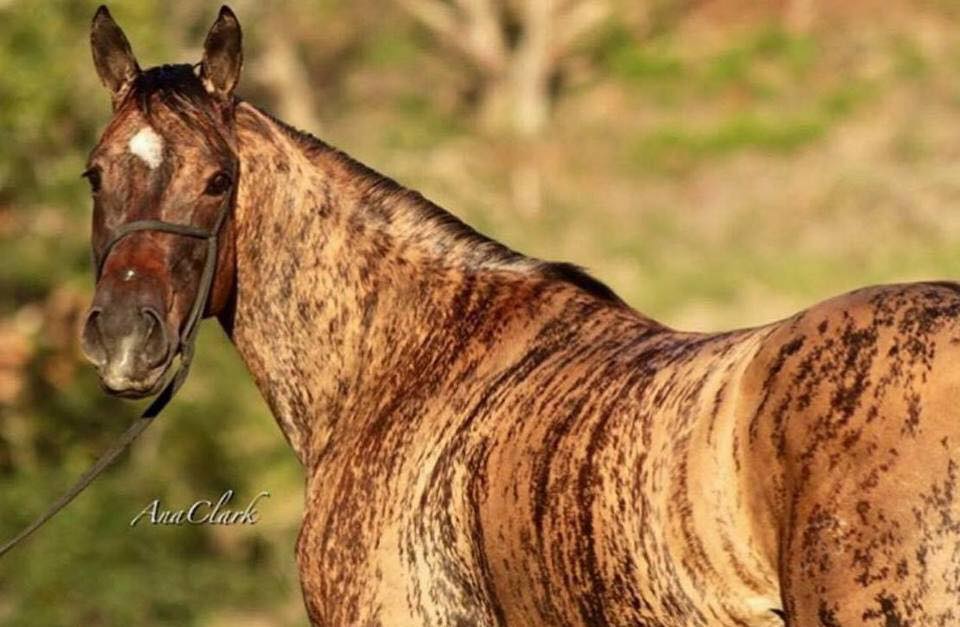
[3,1,960,625]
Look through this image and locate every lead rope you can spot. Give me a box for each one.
[0,192,230,559]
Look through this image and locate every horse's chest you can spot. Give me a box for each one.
[292,422,652,625]
[294,440,503,624]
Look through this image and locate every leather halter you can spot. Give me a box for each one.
[0,184,234,558]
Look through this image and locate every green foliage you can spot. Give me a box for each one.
[703,27,816,89]
[600,25,817,98]
[361,29,423,68]
[632,113,824,171]
[599,25,893,174]
[891,35,928,79]
[630,81,876,173]
[601,28,687,84]
[383,93,466,149]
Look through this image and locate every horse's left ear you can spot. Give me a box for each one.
[200,6,243,100]
[90,6,141,105]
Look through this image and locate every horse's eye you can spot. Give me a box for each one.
[204,171,232,196]
[82,168,102,194]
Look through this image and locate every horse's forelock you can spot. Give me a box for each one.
[105,64,236,159]
[127,64,207,113]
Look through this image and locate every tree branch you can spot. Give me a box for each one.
[455,0,508,73]
[552,0,610,60]
[396,0,460,40]
[398,0,506,74]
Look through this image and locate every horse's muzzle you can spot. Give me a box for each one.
[80,304,174,398]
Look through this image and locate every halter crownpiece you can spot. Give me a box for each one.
[0,187,234,558]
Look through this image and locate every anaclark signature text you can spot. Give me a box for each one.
[130,490,270,527]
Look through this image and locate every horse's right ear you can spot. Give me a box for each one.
[200,6,243,101]
[90,6,140,106]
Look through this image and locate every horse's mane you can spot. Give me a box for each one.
[128,64,624,306]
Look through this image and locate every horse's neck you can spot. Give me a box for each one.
[225,103,582,467]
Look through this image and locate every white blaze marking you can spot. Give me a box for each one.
[128,126,164,169]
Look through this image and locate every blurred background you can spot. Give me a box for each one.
[2,0,960,624]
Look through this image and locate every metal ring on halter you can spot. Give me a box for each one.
[0,185,235,559]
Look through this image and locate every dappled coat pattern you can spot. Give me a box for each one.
[83,7,960,626]
[234,106,960,625]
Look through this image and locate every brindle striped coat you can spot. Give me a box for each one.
[83,7,960,626]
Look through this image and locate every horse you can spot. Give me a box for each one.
[79,6,960,625]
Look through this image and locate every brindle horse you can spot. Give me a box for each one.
[79,6,960,626]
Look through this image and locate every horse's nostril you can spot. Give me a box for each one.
[80,307,107,367]
[139,307,170,368]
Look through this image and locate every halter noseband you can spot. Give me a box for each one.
[95,187,234,402]
[0,182,235,558]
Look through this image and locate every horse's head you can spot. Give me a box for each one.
[80,6,244,398]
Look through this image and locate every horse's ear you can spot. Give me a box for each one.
[200,6,243,100]
[90,6,140,105]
